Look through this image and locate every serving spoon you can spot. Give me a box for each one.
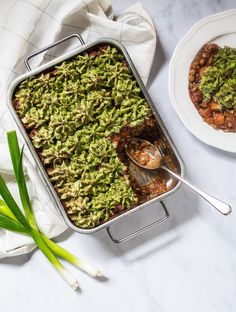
[126,138,232,215]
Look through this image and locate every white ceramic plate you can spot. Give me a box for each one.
[169,9,236,153]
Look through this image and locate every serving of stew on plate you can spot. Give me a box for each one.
[188,43,236,132]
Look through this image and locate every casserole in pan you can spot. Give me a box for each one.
[8,34,184,242]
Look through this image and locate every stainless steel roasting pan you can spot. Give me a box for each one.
[8,34,185,243]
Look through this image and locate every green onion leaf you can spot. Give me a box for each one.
[0,212,28,234]
[7,131,21,180]
[0,199,18,221]
[0,175,30,230]
[7,131,37,229]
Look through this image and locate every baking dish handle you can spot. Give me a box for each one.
[106,201,169,243]
[24,34,85,71]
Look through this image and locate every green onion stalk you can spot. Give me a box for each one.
[0,131,104,290]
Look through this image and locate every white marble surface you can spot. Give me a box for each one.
[1,0,236,311]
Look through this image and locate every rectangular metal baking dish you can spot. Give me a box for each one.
[8,34,185,243]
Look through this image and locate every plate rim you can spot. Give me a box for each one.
[169,9,236,153]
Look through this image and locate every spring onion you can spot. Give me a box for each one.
[0,131,104,289]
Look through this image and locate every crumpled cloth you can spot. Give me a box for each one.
[0,0,156,257]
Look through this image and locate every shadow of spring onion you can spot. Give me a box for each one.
[0,131,104,290]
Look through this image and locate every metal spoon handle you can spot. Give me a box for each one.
[162,166,232,215]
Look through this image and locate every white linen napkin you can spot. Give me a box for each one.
[0,0,156,257]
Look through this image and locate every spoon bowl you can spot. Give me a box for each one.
[125,138,162,170]
[126,138,232,216]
